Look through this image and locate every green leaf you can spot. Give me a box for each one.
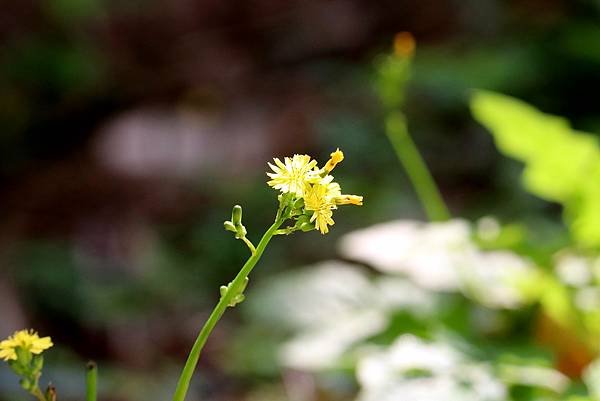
[470,90,600,248]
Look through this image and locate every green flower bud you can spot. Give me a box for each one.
[299,222,315,232]
[224,221,237,233]
[292,197,305,210]
[231,205,243,226]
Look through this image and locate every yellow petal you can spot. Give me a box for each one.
[0,348,16,361]
[31,336,53,354]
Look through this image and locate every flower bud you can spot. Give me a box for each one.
[224,221,237,233]
[231,205,243,227]
[292,198,305,210]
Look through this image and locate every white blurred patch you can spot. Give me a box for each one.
[459,250,532,309]
[279,310,387,370]
[499,364,570,393]
[247,261,437,370]
[357,335,462,389]
[476,216,501,242]
[247,261,377,330]
[247,261,435,331]
[584,358,600,399]
[339,219,535,309]
[575,286,600,311]
[555,252,592,287]
[94,106,269,179]
[355,335,506,401]
[339,220,471,291]
[374,276,436,314]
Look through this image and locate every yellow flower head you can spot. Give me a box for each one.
[266,148,362,235]
[323,148,344,173]
[0,329,53,361]
[267,154,320,196]
[304,183,337,234]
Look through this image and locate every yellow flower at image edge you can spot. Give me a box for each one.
[0,329,53,361]
[267,154,319,196]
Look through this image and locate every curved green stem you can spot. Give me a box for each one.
[385,111,450,222]
[240,236,257,254]
[171,217,284,401]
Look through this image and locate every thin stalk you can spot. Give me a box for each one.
[86,361,97,401]
[172,218,284,401]
[385,111,450,222]
[31,386,47,401]
[240,237,257,254]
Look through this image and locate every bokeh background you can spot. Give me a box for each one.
[2,0,600,400]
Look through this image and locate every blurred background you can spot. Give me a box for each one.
[2,0,600,400]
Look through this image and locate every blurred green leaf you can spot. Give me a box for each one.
[471,91,600,249]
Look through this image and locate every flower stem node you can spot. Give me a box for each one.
[220,277,249,307]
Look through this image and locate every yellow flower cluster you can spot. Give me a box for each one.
[267,149,363,234]
[0,329,53,361]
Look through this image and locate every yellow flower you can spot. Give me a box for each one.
[304,183,336,234]
[265,148,363,234]
[0,330,53,361]
[267,154,320,196]
[323,148,344,173]
[304,179,363,234]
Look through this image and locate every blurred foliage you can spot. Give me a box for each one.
[471,91,600,249]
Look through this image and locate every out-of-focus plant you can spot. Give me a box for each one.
[471,91,600,250]
[172,149,362,401]
[471,91,600,371]
[230,37,600,401]
[375,33,450,222]
[244,223,575,401]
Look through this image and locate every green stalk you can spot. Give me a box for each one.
[31,386,47,401]
[385,111,450,222]
[172,218,284,401]
[86,361,97,401]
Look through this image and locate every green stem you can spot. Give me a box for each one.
[240,236,257,254]
[171,218,284,401]
[385,111,450,222]
[86,361,97,401]
[31,386,47,401]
